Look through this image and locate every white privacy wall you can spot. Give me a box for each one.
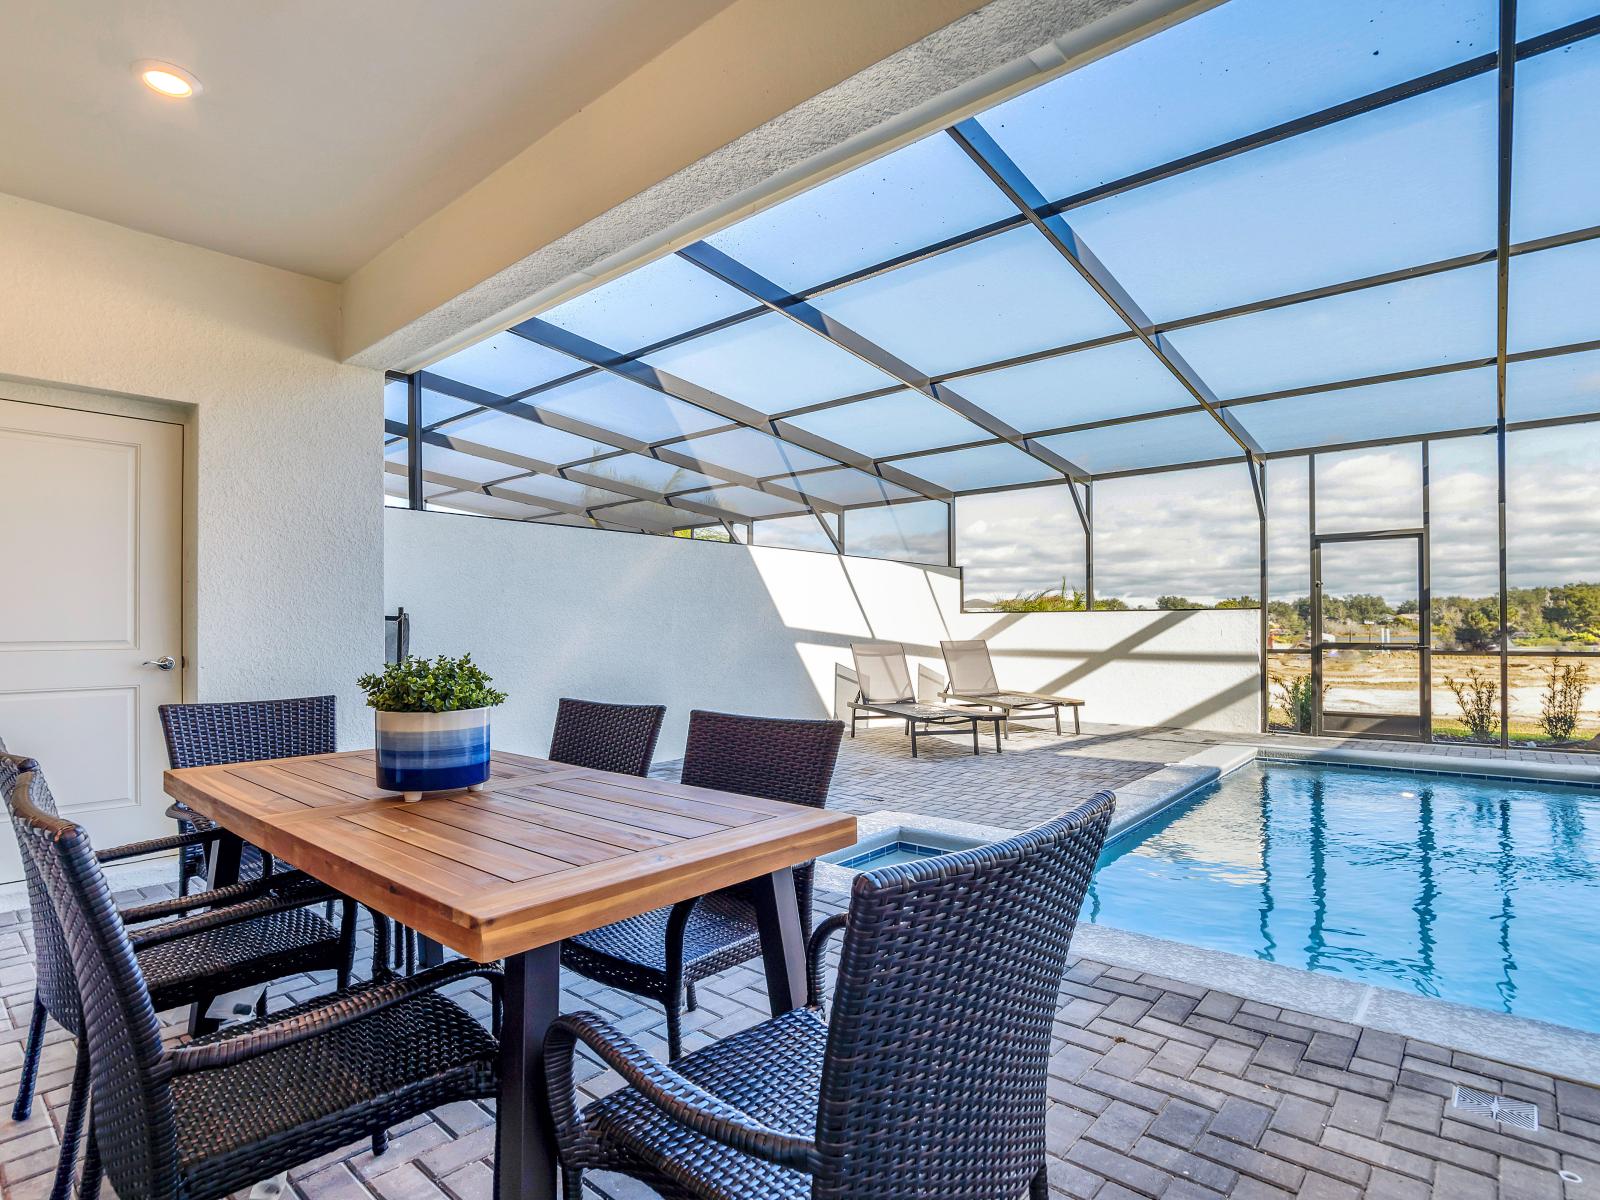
[0,195,384,748]
[386,508,1259,759]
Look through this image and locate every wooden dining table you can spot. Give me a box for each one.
[164,747,857,1200]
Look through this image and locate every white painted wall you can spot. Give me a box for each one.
[0,194,384,749]
[385,509,1258,760]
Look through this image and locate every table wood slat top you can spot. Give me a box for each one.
[165,749,857,962]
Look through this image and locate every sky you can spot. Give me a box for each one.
[413,0,1600,599]
[958,429,1600,609]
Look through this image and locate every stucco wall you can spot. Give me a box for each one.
[0,194,384,748]
[385,508,1259,760]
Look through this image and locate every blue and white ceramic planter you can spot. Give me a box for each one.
[374,707,491,801]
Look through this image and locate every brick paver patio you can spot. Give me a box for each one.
[3,723,1597,1199]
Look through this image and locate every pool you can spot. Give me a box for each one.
[1090,760,1600,1032]
[823,826,987,871]
[836,841,952,869]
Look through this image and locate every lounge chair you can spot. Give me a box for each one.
[939,639,1084,736]
[848,641,1004,757]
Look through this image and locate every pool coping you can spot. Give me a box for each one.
[821,742,1600,1087]
[1258,741,1600,786]
[1074,924,1600,1088]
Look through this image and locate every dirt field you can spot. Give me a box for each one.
[1267,652,1600,744]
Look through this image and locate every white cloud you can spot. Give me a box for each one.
[947,427,1600,608]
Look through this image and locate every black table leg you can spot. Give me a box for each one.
[497,942,560,1200]
[994,720,1003,754]
[188,831,244,1036]
[971,719,979,755]
[747,867,807,1014]
[418,935,446,967]
[206,829,243,891]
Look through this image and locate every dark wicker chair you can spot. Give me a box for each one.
[1,753,361,1200]
[8,759,501,1200]
[561,710,843,1059]
[547,697,666,777]
[546,792,1115,1200]
[158,695,337,894]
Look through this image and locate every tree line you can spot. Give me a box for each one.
[988,580,1600,648]
[1268,583,1600,647]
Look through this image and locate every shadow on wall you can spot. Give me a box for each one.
[382,510,1259,757]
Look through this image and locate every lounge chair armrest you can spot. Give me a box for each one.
[805,913,848,1009]
[543,1011,818,1173]
[97,827,220,863]
[119,871,331,925]
[167,960,501,1074]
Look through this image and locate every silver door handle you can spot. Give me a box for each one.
[142,656,176,671]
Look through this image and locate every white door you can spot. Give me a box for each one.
[0,398,183,884]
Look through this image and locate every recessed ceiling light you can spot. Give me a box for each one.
[133,60,202,99]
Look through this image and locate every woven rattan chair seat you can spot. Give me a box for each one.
[586,1007,824,1200]
[138,906,341,1010]
[563,894,760,990]
[174,989,497,1198]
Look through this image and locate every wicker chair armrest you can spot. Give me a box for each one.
[97,826,220,863]
[805,913,848,1009]
[119,871,331,925]
[166,959,502,1075]
[164,801,218,829]
[127,880,337,949]
[663,895,700,954]
[543,1011,818,1173]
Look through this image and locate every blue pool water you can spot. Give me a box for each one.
[1089,761,1600,1032]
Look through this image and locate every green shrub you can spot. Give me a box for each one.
[1538,658,1590,742]
[1273,674,1320,733]
[1444,667,1500,742]
[989,580,1132,612]
[358,654,508,713]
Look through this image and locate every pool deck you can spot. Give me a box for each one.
[818,719,1600,833]
[3,722,1599,1198]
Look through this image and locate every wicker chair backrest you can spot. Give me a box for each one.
[812,793,1115,1200]
[159,695,337,769]
[940,639,1001,696]
[679,710,842,925]
[2,753,84,1036]
[11,769,179,1200]
[547,698,666,777]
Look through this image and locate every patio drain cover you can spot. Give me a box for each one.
[1452,1085,1539,1131]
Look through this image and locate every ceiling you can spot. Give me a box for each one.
[389,0,1600,544]
[0,0,736,280]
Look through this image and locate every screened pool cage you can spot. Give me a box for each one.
[383,0,1600,750]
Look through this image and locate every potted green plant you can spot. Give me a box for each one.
[357,654,508,802]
